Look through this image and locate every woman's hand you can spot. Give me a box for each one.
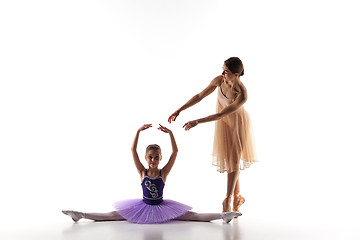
[138,124,152,131]
[158,124,172,134]
[183,120,198,131]
[168,110,180,123]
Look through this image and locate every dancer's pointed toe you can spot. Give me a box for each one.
[220,211,242,223]
[222,197,231,212]
[233,194,245,212]
[62,210,84,222]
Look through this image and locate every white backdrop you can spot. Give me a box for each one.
[1,0,360,235]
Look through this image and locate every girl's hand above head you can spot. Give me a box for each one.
[168,110,180,123]
[139,124,152,131]
[183,120,198,131]
[158,124,172,134]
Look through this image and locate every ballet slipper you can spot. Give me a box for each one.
[222,196,231,212]
[233,194,245,212]
[62,210,85,222]
[220,212,242,223]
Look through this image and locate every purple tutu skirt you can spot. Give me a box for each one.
[113,199,192,224]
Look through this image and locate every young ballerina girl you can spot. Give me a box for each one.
[62,124,241,224]
[168,57,258,213]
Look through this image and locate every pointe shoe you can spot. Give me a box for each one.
[233,194,245,212]
[62,210,84,222]
[220,212,242,223]
[222,197,231,212]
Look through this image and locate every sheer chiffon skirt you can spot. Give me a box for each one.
[212,106,258,173]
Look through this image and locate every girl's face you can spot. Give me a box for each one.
[145,149,162,169]
[222,64,239,82]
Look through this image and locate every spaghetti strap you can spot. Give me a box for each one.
[145,169,148,176]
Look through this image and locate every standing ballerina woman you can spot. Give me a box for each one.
[168,57,258,212]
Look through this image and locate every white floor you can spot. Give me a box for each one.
[1,215,359,240]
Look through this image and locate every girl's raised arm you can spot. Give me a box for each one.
[168,75,222,123]
[157,124,178,182]
[131,124,152,177]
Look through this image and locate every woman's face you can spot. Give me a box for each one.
[145,149,162,169]
[222,64,237,82]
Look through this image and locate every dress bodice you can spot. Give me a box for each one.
[218,86,232,107]
[141,169,164,205]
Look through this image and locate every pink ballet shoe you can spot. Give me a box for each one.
[233,194,245,212]
[222,197,231,212]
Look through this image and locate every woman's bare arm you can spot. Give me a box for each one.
[168,76,222,123]
[183,82,248,130]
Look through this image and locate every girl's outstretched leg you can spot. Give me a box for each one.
[62,210,125,222]
[174,211,241,223]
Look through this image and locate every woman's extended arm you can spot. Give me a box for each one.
[131,124,152,176]
[183,83,248,131]
[158,124,178,181]
[168,76,222,123]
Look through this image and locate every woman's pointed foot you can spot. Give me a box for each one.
[62,210,84,222]
[222,196,231,212]
[220,212,242,223]
[233,194,245,213]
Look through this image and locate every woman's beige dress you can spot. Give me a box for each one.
[212,84,258,173]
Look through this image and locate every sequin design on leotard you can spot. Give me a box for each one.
[144,180,158,198]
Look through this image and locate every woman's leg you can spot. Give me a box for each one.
[223,170,240,212]
[232,134,246,211]
[227,170,239,197]
[223,144,241,212]
[62,210,125,222]
[232,177,245,212]
[233,177,240,196]
[174,211,241,223]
